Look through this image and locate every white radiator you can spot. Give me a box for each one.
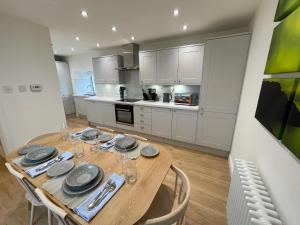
[227,159,283,225]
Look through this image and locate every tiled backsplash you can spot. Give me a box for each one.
[95,71,200,101]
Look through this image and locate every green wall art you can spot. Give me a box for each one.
[275,0,300,21]
[282,80,300,159]
[265,6,300,74]
[255,78,298,139]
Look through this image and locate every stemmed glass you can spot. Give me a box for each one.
[61,122,69,141]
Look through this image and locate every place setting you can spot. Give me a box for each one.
[12,144,74,177]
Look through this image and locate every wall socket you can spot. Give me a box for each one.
[18,85,27,92]
[30,84,43,92]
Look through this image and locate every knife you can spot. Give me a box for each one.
[88,179,113,210]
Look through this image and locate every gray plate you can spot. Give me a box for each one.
[98,134,113,143]
[62,171,103,196]
[114,142,139,152]
[18,144,43,155]
[115,137,136,149]
[47,160,75,177]
[25,146,56,162]
[65,164,99,189]
[21,150,58,167]
[141,145,160,158]
[81,129,102,140]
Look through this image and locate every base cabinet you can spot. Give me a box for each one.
[86,101,116,126]
[101,103,116,127]
[151,108,173,139]
[196,112,236,151]
[74,97,87,117]
[172,110,197,143]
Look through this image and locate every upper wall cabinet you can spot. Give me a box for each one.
[139,51,157,85]
[92,55,123,84]
[200,35,250,114]
[157,48,179,84]
[178,45,204,85]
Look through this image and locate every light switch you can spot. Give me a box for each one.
[2,85,13,94]
[30,84,43,92]
[18,85,27,92]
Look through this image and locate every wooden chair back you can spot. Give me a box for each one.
[141,164,191,225]
[35,188,75,225]
[5,162,41,202]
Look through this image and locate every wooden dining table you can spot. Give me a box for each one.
[6,128,173,225]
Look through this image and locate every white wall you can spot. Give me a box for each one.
[231,1,300,224]
[0,13,66,154]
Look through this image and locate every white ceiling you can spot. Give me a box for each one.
[0,0,261,56]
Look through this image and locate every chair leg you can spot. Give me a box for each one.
[30,204,35,225]
[48,209,52,225]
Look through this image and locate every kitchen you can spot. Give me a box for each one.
[1,0,300,225]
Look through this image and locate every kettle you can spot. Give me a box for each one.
[163,93,172,103]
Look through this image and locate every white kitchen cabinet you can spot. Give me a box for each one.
[101,103,116,127]
[139,51,157,84]
[200,35,250,114]
[178,45,204,84]
[134,106,152,134]
[92,55,123,84]
[74,96,87,117]
[172,109,198,143]
[157,48,179,84]
[196,111,236,151]
[151,108,173,139]
[86,101,97,123]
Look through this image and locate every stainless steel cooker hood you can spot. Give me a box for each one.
[116,43,139,71]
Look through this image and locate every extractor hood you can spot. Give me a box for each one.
[116,43,139,71]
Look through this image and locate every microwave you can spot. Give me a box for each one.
[174,93,199,106]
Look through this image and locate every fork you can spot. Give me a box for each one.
[36,155,64,171]
[88,179,113,210]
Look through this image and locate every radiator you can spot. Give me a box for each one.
[227,159,283,225]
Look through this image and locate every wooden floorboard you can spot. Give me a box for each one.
[0,115,229,225]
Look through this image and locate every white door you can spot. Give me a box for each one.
[151,108,173,139]
[86,101,97,123]
[157,48,179,84]
[172,109,198,143]
[93,102,104,124]
[102,103,116,127]
[196,111,236,151]
[178,45,204,84]
[55,61,75,115]
[74,97,87,116]
[200,35,250,114]
[139,51,157,84]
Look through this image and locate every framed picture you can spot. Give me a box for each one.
[274,0,300,21]
[255,78,298,139]
[265,7,300,74]
[282,80,300,159]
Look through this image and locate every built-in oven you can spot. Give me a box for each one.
[115,104,134,126]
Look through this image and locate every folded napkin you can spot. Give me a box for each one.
[70,127,93,139]
[75,173,125,222]
[26,152,74,178]
[100,134,124,150]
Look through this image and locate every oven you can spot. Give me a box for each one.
[115,104,134,126]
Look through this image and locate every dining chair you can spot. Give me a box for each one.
[35,188,77,225]
[138,164,191,225]
[5,162,52,225]
[124,133,148,141]
[97,126,115,133]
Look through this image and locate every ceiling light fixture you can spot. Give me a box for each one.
[112,26,117,32]
[183,24,188,31]
[75,36,80,41]
[96,43,100,47]
[131,36,135,41]
[173,9,179,17]
[71,47,74,51]
[80,10,88,18]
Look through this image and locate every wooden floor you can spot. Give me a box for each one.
[0,115,230,225]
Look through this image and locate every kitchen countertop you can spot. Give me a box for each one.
[85,96,199,111]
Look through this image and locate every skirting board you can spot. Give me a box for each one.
[89,122,229,158]
[228,154,234,176]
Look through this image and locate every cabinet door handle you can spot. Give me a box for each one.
[140,120,144,123]
[140,114,144,117]
[174,80,176,83]
[141,126,144,129]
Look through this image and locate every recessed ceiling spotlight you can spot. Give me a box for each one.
[80,10,88,18]
[112,26,117,32]
[183,24,188,31]
[131,36,135,41]
[71,47,74,51]
[96,43,100,47]
[75,36,80,41]
[173,8,179,17]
